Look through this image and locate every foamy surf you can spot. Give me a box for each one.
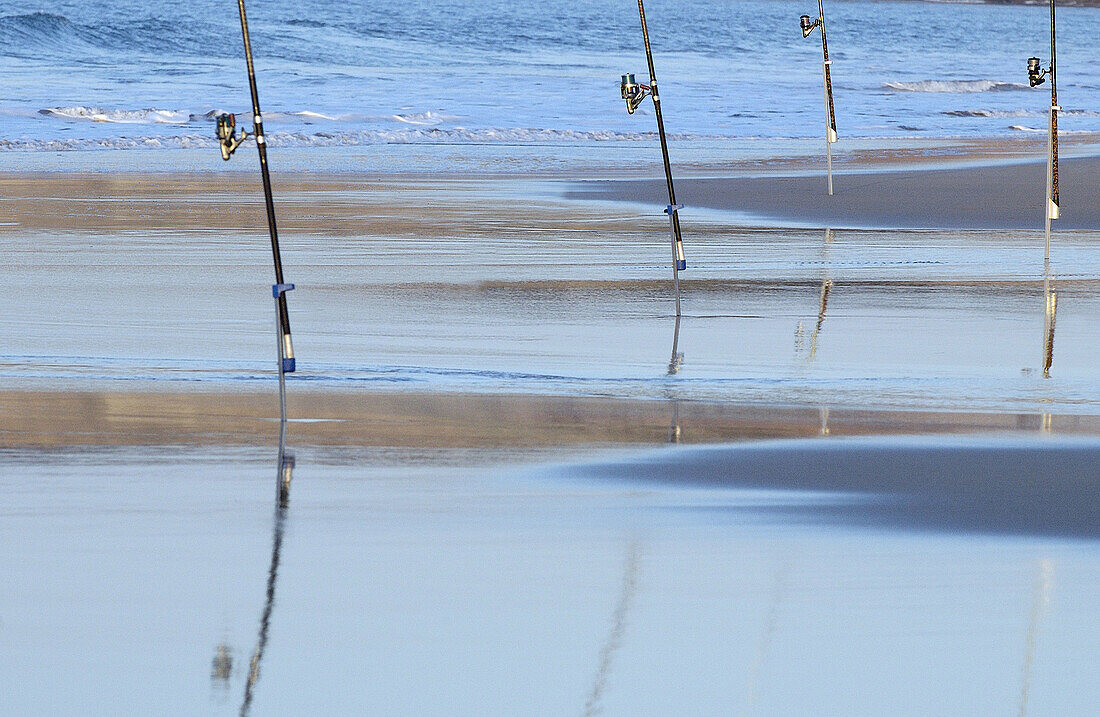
[884,80,1027,93]
[40,106,190,124]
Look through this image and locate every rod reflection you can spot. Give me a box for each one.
[796,229,834,361]
[239,429,294,716]
[1042,263,1057,379]
[667,316,683,442]
[668,315,683,376]
[1018,559,1054,717]
[583,543,640,717]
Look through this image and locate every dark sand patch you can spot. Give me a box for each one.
[566,436,1100,538]
[571,156,1100,230]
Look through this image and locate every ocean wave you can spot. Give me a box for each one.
[0,127,714,153]
[942,109,1034,118]
[945,108,1100,118]
[1009,125,1097,135]
[40,106,191,124]
[884,80,1028,93]
[290,110,344,121]
[0,12,92,50]
[392,111,461,126]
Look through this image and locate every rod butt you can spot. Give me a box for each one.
[282,333,295,373]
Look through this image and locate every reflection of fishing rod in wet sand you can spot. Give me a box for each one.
[216,0,296,420]
[794,229,833,361]
[1027,0,1059,378]
[240,432,295,716]
[619,0,687,317]
[800,0,838,195]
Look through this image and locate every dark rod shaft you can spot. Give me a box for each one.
[1049,0,1058,206]
[637,0,683,247]
[237,0,292,341]
[819,0,836,133]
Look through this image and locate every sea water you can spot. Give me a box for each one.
[2,0,1100,162]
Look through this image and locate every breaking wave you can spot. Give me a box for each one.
[945,108,1100,118]
[392,111,461,126]
[884,80,1027,93]
[1009,125,1097,135]
[40,106,191,124]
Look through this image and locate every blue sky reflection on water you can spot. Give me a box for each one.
[1,443,1098,714]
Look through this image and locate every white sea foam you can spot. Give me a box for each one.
[0,127,715,152]
[943,109,1034,118]
[289,110,344,121]
[884,80,1027,93]
[40,106,190,124]
[392,111,460,126]
[1009,125,1097,135]
[946,108,1100,119]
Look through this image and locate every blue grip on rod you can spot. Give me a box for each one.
[282,358,295,373]
[273,283,295,298]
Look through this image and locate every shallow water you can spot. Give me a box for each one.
[2,440,1098,714]
[2,176,1098,415]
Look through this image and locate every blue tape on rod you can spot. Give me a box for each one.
[676,260,687,271]
[282,357,296,373]
[273,283,296,298]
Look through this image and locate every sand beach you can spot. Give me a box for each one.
[5,0,1100,708]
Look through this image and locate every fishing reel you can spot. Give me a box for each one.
[620,74,652,114]
[216,113,252,160]
[799,14,821,37]
[1027,57,1050,87]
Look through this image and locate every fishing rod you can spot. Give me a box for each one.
[1027,0,1059,261]
[1027,0,1059,376]
[217,0,296,383]
[619,0,687,317]
[800,0,838,195]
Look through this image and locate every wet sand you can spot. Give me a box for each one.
[573,154,1100,230]
[5,170,1100,414]
[563,436,1100,539]
[4,163,1100,714]
[3,388,1097,450]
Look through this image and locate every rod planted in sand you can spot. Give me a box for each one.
[1028,0,1059,377]
[619,0,687,316]
[1027,0,1059,261]
[217,0,296,377]
[800,0,838,195]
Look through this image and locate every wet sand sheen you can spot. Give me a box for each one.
[2,389,1097,449]
[573,155,1100,230]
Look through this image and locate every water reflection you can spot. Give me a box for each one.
[1018,559,1054,717]
[583,543,640,717]
[210,429,294,716]
[668,315,683,376]
[211,643,233,696]
[796,228,833,361]
[667,317,683,442]
[240,430,294,715]
[1042,262,1057,379]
